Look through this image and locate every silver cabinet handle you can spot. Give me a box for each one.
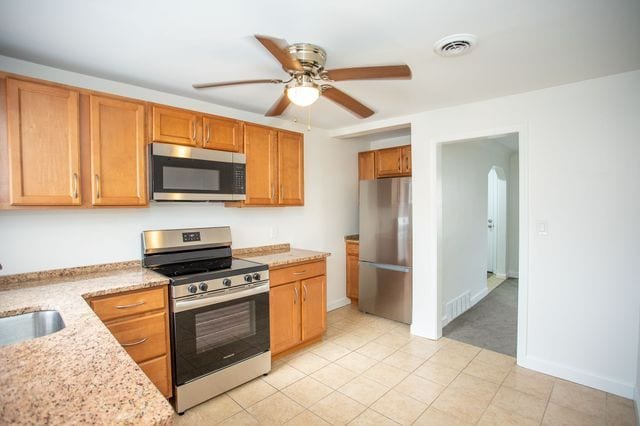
[303,283,307,301]
[294,287,298,304]
[115,301,145,309]
[72,172,78,198]
[192,121,197,142]
[293,270,307,275]
[95,174,101,199]
[206,124,211,144]
[121,337,148,347]
[397,158,401,171]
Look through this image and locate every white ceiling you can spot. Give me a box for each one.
[1,0,639,130]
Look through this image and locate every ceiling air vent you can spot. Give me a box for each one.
[433,34,478,57]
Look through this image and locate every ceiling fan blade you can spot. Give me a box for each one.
[324,65,412,81]
[265,92,291,117]
[193,79,283,89]
[322,86,374,118]
[255,35,303,72]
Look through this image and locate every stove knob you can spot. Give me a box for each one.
[222,278,232,287]
[244,274,253,283]
[199,282,208,292]
[187,284,198,294]
[253,272,261,281]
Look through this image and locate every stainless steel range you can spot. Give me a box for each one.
[141,226,270,414]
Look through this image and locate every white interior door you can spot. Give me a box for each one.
[487,168,497,273]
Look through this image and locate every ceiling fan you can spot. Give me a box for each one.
[192,35,412,119]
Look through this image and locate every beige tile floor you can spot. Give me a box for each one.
[174,304,637,425]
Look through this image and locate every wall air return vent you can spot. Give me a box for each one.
[434,34,478,57]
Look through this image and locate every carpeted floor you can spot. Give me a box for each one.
[442,279,518,357]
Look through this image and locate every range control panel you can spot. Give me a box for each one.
[182,232,201,242]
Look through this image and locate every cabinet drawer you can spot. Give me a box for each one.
[90,287,166,322]
[139,354,171,398]
[346,241,359,256]
[107,311,167,363]
[270,260,326,287]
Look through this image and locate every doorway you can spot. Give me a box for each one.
[439,133,519,356]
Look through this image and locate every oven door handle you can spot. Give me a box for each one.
[173,282,269,313]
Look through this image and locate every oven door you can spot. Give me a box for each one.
[171,282,270,386]
[150,143,245,201]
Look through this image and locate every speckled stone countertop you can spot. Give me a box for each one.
[234,244,331,268]
[345,234,359,242]
[0,263,174,425]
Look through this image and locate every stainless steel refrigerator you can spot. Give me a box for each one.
[359,177,412,324]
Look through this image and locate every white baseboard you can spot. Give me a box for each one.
[327,297,351,311]
[494,273,507,279]
[470,288,489,306]
[441,315,450,327]
[519,355,635,398]
[507,270,519,278]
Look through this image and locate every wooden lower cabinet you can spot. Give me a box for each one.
[301,275,326,341]
[269,259,327,356]
[269,282,302,354]
[346,241,359,302]
[88,286,172,398]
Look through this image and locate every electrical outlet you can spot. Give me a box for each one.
[269,227,279,239]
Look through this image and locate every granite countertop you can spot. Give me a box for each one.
[234,243,331,268]
[0,263,174,425]
[345,234,359,242]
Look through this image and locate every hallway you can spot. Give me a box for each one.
[443,279,518,357]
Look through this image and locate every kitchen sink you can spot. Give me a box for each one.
[0,310,65,347]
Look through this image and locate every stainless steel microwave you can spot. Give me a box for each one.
[149,143,246,202]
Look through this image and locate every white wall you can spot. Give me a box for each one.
[440,139,514,323]
[0,56,366,310]
[368,134,411,151]
[333,69,640,398]
[636,309,640,418]
[507,153,520,277]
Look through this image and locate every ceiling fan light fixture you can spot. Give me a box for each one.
[286,75,320,107]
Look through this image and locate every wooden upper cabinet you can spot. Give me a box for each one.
[301,275,326,341]
[375,146,404,178]
[358,151,375,180]
[244,124,277,205]
[6,78,81,206]
[269,282,302,354]
[202,115,243,152]
[90,95,147,206]
[277,131,304,206]
[402,145,412,175]
[152,106,200,146]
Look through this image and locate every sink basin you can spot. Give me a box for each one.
[0,310,65,347]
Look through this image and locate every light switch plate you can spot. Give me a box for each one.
[537,220,549,236]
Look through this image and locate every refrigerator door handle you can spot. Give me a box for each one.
[359,261,411,273]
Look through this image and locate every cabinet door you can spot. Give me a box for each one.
[277,131,304,206]
[270,282,301,355]
[90,95,147,206]
[202,115,243,152]
[375,147,403,178]
[301,275,326,341]
[244,124,277,205]
[6,79,81,205]
[358,151,375,180]
[346,253,359,301]
[402,145,412,175]
[151,106,200,146]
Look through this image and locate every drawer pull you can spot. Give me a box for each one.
[115,301,146,309]
[293,270,307,275]
[303,283,307,301]
[121,337,148,347]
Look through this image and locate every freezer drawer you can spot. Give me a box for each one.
[358,261,412,324]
